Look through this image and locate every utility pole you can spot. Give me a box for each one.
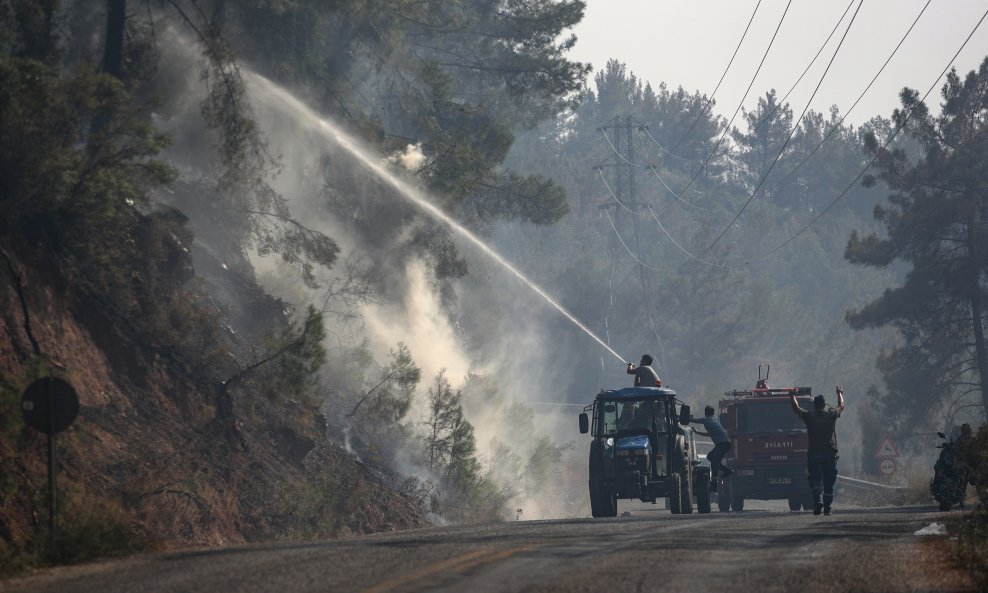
[595,116,663,378]
[596,115,639,211]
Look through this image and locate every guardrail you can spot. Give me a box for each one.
[836,475,907,506]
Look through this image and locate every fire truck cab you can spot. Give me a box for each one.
[718,386,815,512]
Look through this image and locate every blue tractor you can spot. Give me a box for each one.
[579,387,710,516]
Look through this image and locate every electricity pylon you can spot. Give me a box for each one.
[595,115,664,378]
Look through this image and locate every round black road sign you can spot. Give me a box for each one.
[21,377,79,434]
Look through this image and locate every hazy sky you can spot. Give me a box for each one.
[567,0,988,127]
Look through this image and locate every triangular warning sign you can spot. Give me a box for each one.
[874,435,900,459]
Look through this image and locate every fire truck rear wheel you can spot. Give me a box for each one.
[717,478,731,512]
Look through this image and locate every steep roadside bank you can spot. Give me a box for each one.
[0,249,427,570]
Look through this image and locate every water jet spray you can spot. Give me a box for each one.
[245,72,626,365]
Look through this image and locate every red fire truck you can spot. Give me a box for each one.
[717,377,815,512]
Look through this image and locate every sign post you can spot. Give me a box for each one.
[21,377,79,554]
[874,434,901,478]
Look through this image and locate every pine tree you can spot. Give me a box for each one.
[349,343,421,462]
[423,369,490,519]
[425,370,463,473]
[731,90,795,198]
[846,58,988,425]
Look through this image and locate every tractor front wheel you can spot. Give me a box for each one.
[589,479,617,517]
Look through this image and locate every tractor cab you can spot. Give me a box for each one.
[579,387,710,517]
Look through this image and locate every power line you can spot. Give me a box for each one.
[758,4,988,260]
[600,124,721,264]
[595,167,637,215]
[761,0,932,199]
[744,0,856,141]
[601,117,725,266]
[644,204,723,268]
[597,116,713,212]
[594,162,662,271]
[640,126,697,163]
[671,0,763,151]
[595,116,668,381]
[596,168,676,273]
[603,207,666,272]
[645,164,713,212]
[672,0,794,203]
[595,116,641,210]
[597,147,721,268]
[600,128,642,168]
[705,0,864,253]
[603,121,709,209]
[642,2,852,214]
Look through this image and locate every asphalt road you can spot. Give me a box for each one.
[0,502,973,593]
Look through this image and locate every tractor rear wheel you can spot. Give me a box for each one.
[695,473,712,514]
[668,473,683,514]
[680,470,694,514]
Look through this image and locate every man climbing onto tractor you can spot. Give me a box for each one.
[692,405,733,492]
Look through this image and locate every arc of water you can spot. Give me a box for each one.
[245,72,627,366]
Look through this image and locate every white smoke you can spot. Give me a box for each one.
[362,259,471,383]
[388,143,427,171]
[151,28,587,521]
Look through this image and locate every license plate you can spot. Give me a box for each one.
[768,477,792,484]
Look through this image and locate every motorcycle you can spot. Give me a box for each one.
[930,431,970,511]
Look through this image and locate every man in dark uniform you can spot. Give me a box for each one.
[791,387,845,515]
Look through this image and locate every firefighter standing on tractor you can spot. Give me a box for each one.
[626,354,662,387]
[791,387,846,515]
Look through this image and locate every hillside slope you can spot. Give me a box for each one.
[0,249,426,563]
